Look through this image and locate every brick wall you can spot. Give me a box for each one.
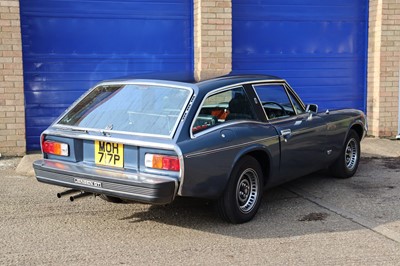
[194,0,232,81]
[0,0,25,156]
[368,0,400,137]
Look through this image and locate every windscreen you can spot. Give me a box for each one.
[58,84,192,136]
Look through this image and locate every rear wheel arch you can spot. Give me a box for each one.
[217,155,264,223]
[246,150,270,188]
[230,147,271,188]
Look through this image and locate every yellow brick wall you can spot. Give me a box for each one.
[0,0,25,156]
[194,0,232,81]
[368,0,400,137]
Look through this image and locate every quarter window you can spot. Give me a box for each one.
[192,87,255,134]
[287,89,305,115]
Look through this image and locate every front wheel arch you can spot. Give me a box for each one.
[330,129,361,178]
[350,123,364,141]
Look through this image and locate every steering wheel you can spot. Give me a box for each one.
[262,101,286,114]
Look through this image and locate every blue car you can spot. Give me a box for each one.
[33,75,367,223]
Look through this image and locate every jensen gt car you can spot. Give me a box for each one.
[33,75,367,223]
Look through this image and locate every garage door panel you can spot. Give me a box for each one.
[234,57,363,67]
[23,59,191,83]
[233,0,367,112]
[25,91,84,105]
[235,21,365,56]
[25,18,190,55]
[25,106,69,118]
[21,0,193,150]
[234,0,366,21]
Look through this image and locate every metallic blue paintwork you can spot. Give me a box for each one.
[232,0,368,112]
[33,75,367,204]
[20,0,194,151]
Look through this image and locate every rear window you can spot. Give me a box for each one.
[58,84,192,136]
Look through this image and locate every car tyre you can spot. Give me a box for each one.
[330,129,360,179]
[217,156,263,224]
[99,194,125,203]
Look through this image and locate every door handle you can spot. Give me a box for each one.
[280,129,292,142]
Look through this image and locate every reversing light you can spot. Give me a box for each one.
[42,140,69,156]
[145,154,180,171]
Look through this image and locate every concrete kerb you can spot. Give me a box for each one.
[361,137,400,158]
[15,153,41,177]
[12,137,400,177]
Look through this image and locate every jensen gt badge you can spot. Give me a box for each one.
[73,178,102,188]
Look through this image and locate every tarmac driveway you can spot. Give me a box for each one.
[1,138,400,265]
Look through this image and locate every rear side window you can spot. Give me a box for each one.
[192,86,255,134]
[58,84,192,136]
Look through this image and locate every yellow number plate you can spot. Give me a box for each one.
[95,141,124,168]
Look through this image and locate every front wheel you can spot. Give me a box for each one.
[330,129,361,178]
[217,156,263,224]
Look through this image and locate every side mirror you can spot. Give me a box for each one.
[306,104,318,113]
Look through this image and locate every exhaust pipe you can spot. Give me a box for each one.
[70,192,92,202]
[57,189,78,198]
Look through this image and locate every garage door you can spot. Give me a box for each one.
[232,0,368,112]
[20,0,193,151]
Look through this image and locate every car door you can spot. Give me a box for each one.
[251,83,328,182]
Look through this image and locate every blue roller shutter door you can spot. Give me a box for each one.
[233,0,368,112]
[20,0,193,150]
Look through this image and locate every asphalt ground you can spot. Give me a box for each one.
[1,138,400,265]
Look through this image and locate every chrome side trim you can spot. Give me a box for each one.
[173,144,185,196]
[191,120,268,139]
[185,136,276,158]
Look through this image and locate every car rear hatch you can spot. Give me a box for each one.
[33,81,194,204]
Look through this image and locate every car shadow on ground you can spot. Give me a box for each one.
[118,157,400,239]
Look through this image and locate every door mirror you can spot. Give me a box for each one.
[306,104,318,113]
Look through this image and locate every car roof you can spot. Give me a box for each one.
[103,73,285,93]
[195,74,284,91]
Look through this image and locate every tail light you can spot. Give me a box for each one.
[42,140,69,156]
[145,154,180,171]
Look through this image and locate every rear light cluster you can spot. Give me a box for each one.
[145,154,180,172]
[42,140,69,156]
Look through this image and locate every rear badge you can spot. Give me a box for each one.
[74,178,102,188]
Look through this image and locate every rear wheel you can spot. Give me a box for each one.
[217,156,263,224]
[330,129,360,178]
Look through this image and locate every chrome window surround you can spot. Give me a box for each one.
[52,80,195,139]
[251,81,306,121]
[190,79,288,139]
[283,82,306,112]
[190,82,267,139]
